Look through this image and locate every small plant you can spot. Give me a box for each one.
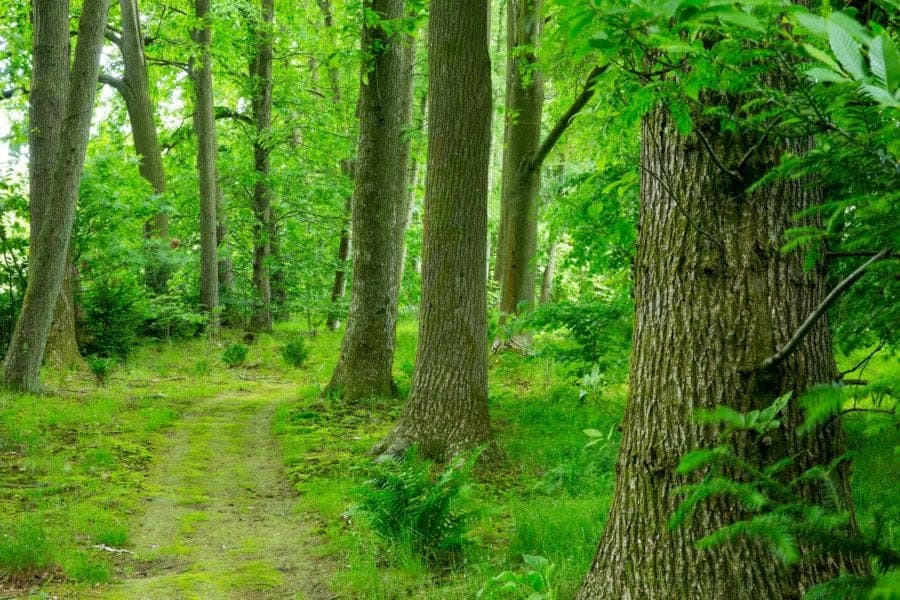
[578,364,604,404]
[193,360,210,377]
[86,356,116,386]
[222,343,249,368]
[478,554,556,599]
[353,447,480,564]
[0,520,51,586]
[279,337,309,368]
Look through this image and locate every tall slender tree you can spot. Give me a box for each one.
[101,0,171,293]
[248,0,275,332]
[4,0,110,392]
[325,0,416,400]
[576,106,869,598]
[191,0,219,320]
[374,0,493,459]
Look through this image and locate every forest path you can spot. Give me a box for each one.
[102,381,332,600]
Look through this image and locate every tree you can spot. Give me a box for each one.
[373,0,492,459]
[575,98,869,600]
[102,0,170,293]
[248,0,275,332]
[191,0,219,320]
[3,0,110,392]
[25,0,80,371]
[325,0,416,400]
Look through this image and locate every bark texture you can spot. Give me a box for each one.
[25,0,81,371]
[326,0,415,400]
[191,0,219,321]
[576,108,867,599]
[374,0,493,459]
[539,230,559,304]
[4,0,109,391]
[497,0,543,316]
[248,0,274,332]
[118,0,170,292]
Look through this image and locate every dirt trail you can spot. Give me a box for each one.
[102,383,332,600]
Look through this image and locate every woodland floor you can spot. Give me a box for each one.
[0,321,896,599]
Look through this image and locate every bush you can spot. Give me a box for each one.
[280,337,309,368]
[79,276,145,359]
[353,447,480,564]
[86,356,116,386]
[222,343,249,368]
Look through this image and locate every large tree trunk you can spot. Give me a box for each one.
[248,0,274,332]
[191,0,219,322]
[4,0,109,392]
[498,0,543,317]
[373,0,492,459]
[576,107,868,598]
[24,0,81,372]
[325,0,415,400]
[118,0,170,293]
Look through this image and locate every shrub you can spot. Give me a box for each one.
[222,343,249,368]
[79,276,145,359]
[280,337,309,368]
[86,356,116,386]
[353,447,480,564]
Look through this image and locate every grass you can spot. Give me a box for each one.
[0,320,895,598]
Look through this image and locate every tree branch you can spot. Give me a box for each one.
[827,250,899,258]
[759,247,892,371]
[528,64,609,174]
[214,106,253,125]
[98,72,125,92]
[2,86,26,100]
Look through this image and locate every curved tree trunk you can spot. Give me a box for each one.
[191,0,219,323]
[4,0,109,391]
[374,0,492,459]
[576,107,868,598]
[498,0,543,317]
[248,0,274,332]
[118,0,170,293]
[325,0,415,400]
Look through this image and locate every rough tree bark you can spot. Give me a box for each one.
[118,0,170,292]
[373,0,493,459]
[325,0,415,400]
[25,0,81,371]
[497,0,543,317]
[191,0,219,321]
[4,0,110,391]
[575,107,868,598]
[248,0,274,332]
[539,230,559,304]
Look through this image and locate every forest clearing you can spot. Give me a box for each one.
[0,0,898,598]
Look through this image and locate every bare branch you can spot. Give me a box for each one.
[695,127,740,178]
[760,247,893,371]
[827,250,900,259]
[98,72,124,92]
[840,336,890,379]
[528,64,609,174]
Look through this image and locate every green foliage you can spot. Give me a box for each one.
[80,274,145,359]
[671,391,900,598]
[478,554,556,600]
[0,519,51,585]
[352,447,480,564]
[86,356,117,386]
[279,337,309,368]
[222,343,249,368]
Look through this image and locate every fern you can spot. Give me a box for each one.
[353,447,481,564]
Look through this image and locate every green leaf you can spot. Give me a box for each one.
[859,84,899,107]
[582,428,604,438]
[669,101,693,135]
[828,20,866,80]
[870,32,900,92]
[793,12,827,36]
[803,43,842,73]
[804,67,849,84]
[717,10,765,33]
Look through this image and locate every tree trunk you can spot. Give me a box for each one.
[373,0,493,459]
[248,0,274,332]
[24,0,81,372]
[118,0,170,293]
[539,230,558,304]
[191,0,219,322]
[326,193,351,331]
[4,0,109,392]
[325,0,415,400]
[576,108,868,598]
[498,0,543,317]
[215,175,235,316]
